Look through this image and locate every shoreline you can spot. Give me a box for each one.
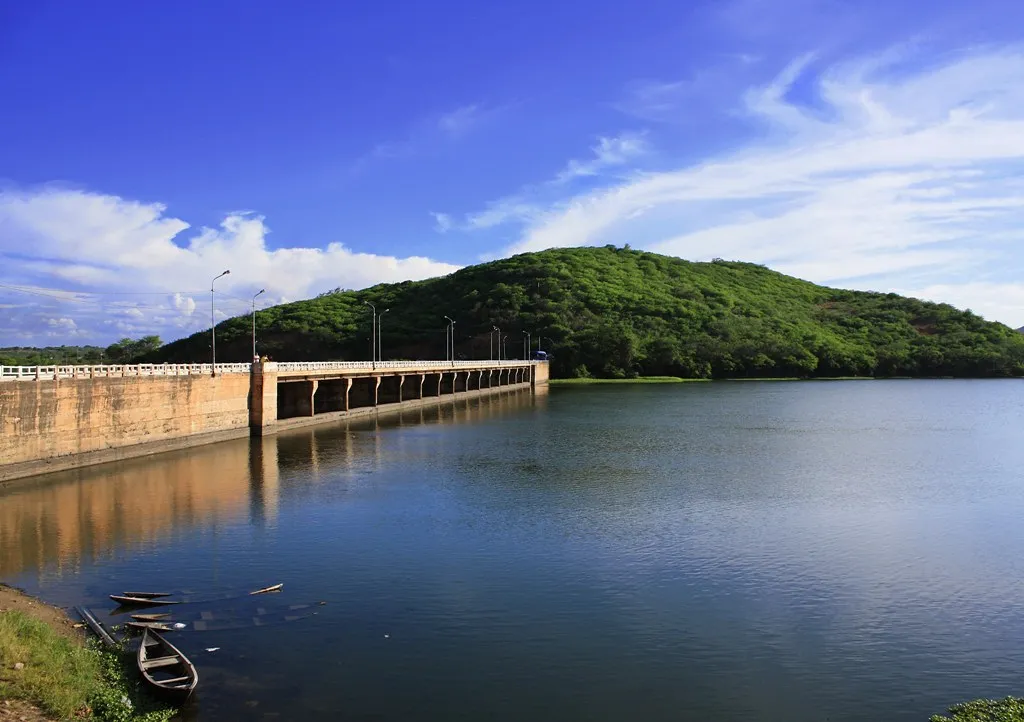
[0,583,177,721]
[549,375,1020,385]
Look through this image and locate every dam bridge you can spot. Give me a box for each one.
[0,359,548,483]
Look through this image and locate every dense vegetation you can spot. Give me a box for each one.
[151,247,1024,378]
[0,337,161,367]
[0,345,105,366]
[930,697,1024,722]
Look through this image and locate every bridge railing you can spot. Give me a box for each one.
[0,359,537,381]
[0,363,251,381]
[273,360,531,372]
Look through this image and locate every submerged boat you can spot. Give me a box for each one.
[112,583,282,609]
[137,627,198,700]
[110,594,181,607]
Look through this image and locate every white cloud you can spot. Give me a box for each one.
[555,132,649,183]
[118,307,145,320]
[437,104,483,137]
[173,293,197,316]
[0,189,461,343]
[46,317,77,330]
[430,212,453,233]
[462,46,1024,326]
[454,133,649,233]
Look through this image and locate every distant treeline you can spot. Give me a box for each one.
[1,336,162,366]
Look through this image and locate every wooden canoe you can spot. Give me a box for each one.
[137,627,198,700]
[110,594,181,607]
[121,592,174,599]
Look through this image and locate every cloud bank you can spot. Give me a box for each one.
[0,189,460,344]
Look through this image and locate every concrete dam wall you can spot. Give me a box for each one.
[0,361,547,483]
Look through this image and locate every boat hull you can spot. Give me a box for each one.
[137,628,198,700]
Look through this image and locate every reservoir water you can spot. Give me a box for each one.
[2,380,1023,721]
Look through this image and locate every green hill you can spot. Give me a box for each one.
[154,246,1024,379]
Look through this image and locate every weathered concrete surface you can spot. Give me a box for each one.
[0,375,250,482]
[532,361,549,388]
[0,361,549,483]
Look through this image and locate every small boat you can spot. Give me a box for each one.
[110,594,181,607]
[122,592,174,599]
[131,612,172,621]
[137,627,198,700]
[249,583,283,595]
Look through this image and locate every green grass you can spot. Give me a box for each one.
[550,376,707,385]
[0,610,176,721]
[930,697,1024,722]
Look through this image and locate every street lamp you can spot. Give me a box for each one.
[491,326,500,361]
[378,308,390,363]
[251,288,265,362]
[211,269,230,374]
[364,301,376,368]
[522,331,531,360]
[502,335,508,362]
[444,316,454,363]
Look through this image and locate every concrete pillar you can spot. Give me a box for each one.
[345,377,352,411]
[307,380,318,416]
[249,361,279,435]
[399,374,405,402]
[419,373,425,399]
[531,361,549,389]
[374,376,381,406]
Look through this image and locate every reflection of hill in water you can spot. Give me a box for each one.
[0,389,543,579]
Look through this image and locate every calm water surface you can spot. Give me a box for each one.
[2,381,1024,721]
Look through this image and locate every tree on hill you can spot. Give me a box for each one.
[105,336,163,363]
[150,247,1024,379]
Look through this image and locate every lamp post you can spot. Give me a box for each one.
[522,331,531,360]
[378,308,390,363]
[251,288,265,362]
[491,326,500,361]
[502,335,508,362]
[363,301,376,369]
[211,269,230,375]
[444,316,454,364]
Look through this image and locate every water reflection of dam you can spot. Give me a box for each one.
[0,388,545,579]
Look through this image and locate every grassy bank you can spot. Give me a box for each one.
[0,585,176,721]
[549,376,708,385]
[930,697,1024,721]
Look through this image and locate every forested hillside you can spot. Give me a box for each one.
[153,247,1024,379]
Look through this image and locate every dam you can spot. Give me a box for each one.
[0,359,548,482]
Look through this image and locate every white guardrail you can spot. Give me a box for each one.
[0,360,535,381]
[274,360,531,372]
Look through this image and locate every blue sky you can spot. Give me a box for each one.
[2,0,1023,345]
